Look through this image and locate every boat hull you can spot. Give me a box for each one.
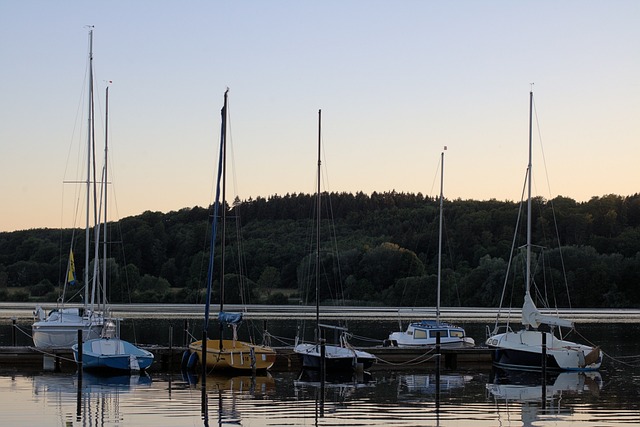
[388,332,475,348]
[32,309,105,349]
[486,329,602,371]
[294,343,376,372]
[73,338,154,372]
[189,339,276,372]
[389,339,475,349]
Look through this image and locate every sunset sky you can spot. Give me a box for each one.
[1,1,638,232]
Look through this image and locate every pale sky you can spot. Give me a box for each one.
[1,1,638,232]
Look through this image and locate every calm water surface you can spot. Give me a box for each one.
[1,365,639,426]
[1,316,639,426]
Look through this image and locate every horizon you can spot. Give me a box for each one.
[1,1,638,232]
[3,189,635,233]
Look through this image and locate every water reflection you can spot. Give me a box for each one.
[183,371,275,395]
[32,371,152,426]
[399,372,473,396]
[189,371,276,426]
[294,368,373,388]
[487,368,603,426]
[3,365,636,426]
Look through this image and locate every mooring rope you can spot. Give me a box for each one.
[574,329,640,368]
[268,334,295,346]
[349,334,384,344]
[13,323,34,341]
[374,347,439,367]
[27,345,78,363]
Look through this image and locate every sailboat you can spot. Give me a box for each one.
[293,110,376,372]
[72,85,154,373]
[485,91,602,371]
[388,148,475,348]
[73,335,154,372]
[32,28,109,349]
[186,89,276,372]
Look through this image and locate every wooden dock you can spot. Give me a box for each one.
[0,345,491,372]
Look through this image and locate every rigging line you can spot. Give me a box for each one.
[443,215,462,307]
[530,182,565,323]
[403,155,442,309]
[541,246,566,336]
[549,198,572,309]
[532,94,554,204]
[301,173,318,309]
[494,168,528,330]
[99,146,141,340]
[320,133,347,309]
[349,334,383,343]
[61,58,90,247]
[429,155,440,200]
[226,92,241,209]
[533,95,573,311]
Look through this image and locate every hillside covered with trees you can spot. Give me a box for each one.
[1,192,639,308]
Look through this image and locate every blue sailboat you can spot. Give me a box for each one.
[73,337,154,372]
[72,84,154,373]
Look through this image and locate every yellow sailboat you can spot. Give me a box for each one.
[186,89,275,372]
[189,339,276,371]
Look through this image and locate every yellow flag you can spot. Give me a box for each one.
[67,250,77,285]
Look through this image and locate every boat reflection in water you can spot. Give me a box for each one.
[294,368,374,396]
[183,370,275,395]
[33,371,152,393]
[292,368,376,423]
[398,372,474,397]
[32,371,152,425]
[487,368,603,426]
[189,371,276,427]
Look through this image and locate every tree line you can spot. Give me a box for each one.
[1,191,639,308]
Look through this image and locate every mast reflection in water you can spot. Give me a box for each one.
[1,366,639,426]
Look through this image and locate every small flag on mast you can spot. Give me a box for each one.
[67,250,77,286]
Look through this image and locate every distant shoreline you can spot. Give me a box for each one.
[2,302,640,323]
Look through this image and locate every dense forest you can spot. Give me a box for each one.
[1,191,639,308]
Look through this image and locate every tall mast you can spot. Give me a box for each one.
[103,84,109,312]
[315,109,321,343]
[526,91,533,297]
[204,90,226,333]
[84,28,94,309]
[219,88,228,351]
[436,147,446,324]
[220,89,228,313]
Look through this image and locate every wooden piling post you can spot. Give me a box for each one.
[542,331,547,408]
[77,329,83,380]
[11,318,17,347]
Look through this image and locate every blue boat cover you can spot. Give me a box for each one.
[219,311,243,326]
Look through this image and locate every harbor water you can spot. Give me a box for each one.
[0,307,639,426]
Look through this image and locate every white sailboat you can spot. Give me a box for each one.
[485,91,602,371]
[293,110,376,373]
[388,148,475,348]
[32,28,109,349]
